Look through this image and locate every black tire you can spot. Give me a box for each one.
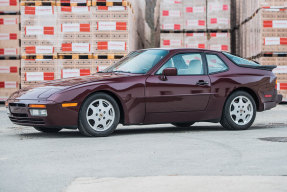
[220,91,256,130]
[172,122,195,128]
[78,93,120,137]
[34,127,62,133]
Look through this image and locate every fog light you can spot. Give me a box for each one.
[30,109,47,117]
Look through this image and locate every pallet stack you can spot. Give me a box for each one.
[235,0,287,101]
[160,0,231,53]
[0,0,20,101]
[20,0,135,88]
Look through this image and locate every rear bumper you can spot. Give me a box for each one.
[263,94,283,111]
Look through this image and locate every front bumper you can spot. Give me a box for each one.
[7,100,79,129]
[263,94,283,111]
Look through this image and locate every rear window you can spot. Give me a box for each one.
[223,52,259,66]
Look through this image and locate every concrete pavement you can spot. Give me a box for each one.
[0,105,287,192]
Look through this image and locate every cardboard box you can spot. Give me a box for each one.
[160,33,184,48]
[0,0,20,13]
[184,32,207,49]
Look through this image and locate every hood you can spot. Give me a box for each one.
[8,73,128,100]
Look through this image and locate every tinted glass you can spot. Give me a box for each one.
[223,52,259,66]
[156,53,204,75]
[206,54,228,74]
[104,50,169,74]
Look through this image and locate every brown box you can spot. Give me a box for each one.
[208,32,231,52]
[183,0,206,30]
[0,0,20,13]
[160,33,184,48]
[184,33,207,49]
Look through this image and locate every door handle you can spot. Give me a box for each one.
[196,80,209,86]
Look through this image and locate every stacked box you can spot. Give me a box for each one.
[183,0,206,31]
[160,33,184,48]
[0,0,20,13]
[207,32,231,52]
[184,33,207,49]
[21,59,57,87]
[0,1,20,101]
[20,6,58,56]
[236,0,287,101]
[0,15,20,58]
[207,0,231,30]
[0,60,20,101]
[160,0,183,31]
[160,0,231,52]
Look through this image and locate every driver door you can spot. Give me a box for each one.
[145,52,211,113]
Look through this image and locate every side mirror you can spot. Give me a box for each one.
[160,67,177,81]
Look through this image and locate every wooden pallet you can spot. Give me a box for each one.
[21,55,57,59]
[20,1,56,6]
[94,53,126,59]
[92,0,127,7]
[0,56,20,60]
[57,53,93,59]
[56,1,91,6]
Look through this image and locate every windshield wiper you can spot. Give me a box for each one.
[112,70,131,73]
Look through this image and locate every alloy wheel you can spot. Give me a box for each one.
[86,99,115,131]
[229,96,253,125]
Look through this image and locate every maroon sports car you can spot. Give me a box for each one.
[6,48,282,137]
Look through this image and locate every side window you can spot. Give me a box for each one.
[206,54,228,74]
[156,53,204,75]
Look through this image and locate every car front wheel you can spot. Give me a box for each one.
[34,127,62,133]
[78,93,120,137]
[220,91,256,130]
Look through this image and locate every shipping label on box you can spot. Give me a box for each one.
[186,43,205,49]
[162,10,181,17]
[97,41,126,51]
[263,20,287,28]
[186,33,206,37]
[97,21,127,31]
[61,23,90,32]
[62,43,90,52]
[162,0,182,4]
[210,44,228,51]
[25,72,54,81]
[185,6,205,13]
[273,66,287,74]
[0,17,17,25]
[96,65,110,72]
[61,6,90,13]
[162,23,181,30]
[0,66,17,73]
[0,48,17,55]
[61,69,90,78]
[0,0,17,6]
[24,6,54,15]
[209,4,229,11]
[163,39,182,46]
[186,20,205,27]
[264,37,287,45]
[210,33,229,37]
[210,18,229,25]
[25,46,54,54]
[25,26,54,35]
[0,81,17,88]
[62,0,87,3]
[0,33,17,40]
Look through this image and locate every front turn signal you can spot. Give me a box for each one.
[62,103,78,107]
[29,104,46,108]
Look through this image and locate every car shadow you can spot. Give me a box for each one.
[16,124,278,139]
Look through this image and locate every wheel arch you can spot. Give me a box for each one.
[79,90,125,124]
[227,87,259,110]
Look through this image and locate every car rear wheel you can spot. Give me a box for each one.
[34,127,62,133]
[78,93,120,137]
[220,91,256,130]
[172,122,195,127]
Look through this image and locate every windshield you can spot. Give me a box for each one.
[103,49,169,74]
[223,52,259,66]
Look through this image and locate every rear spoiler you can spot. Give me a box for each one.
[237,64,277,71]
